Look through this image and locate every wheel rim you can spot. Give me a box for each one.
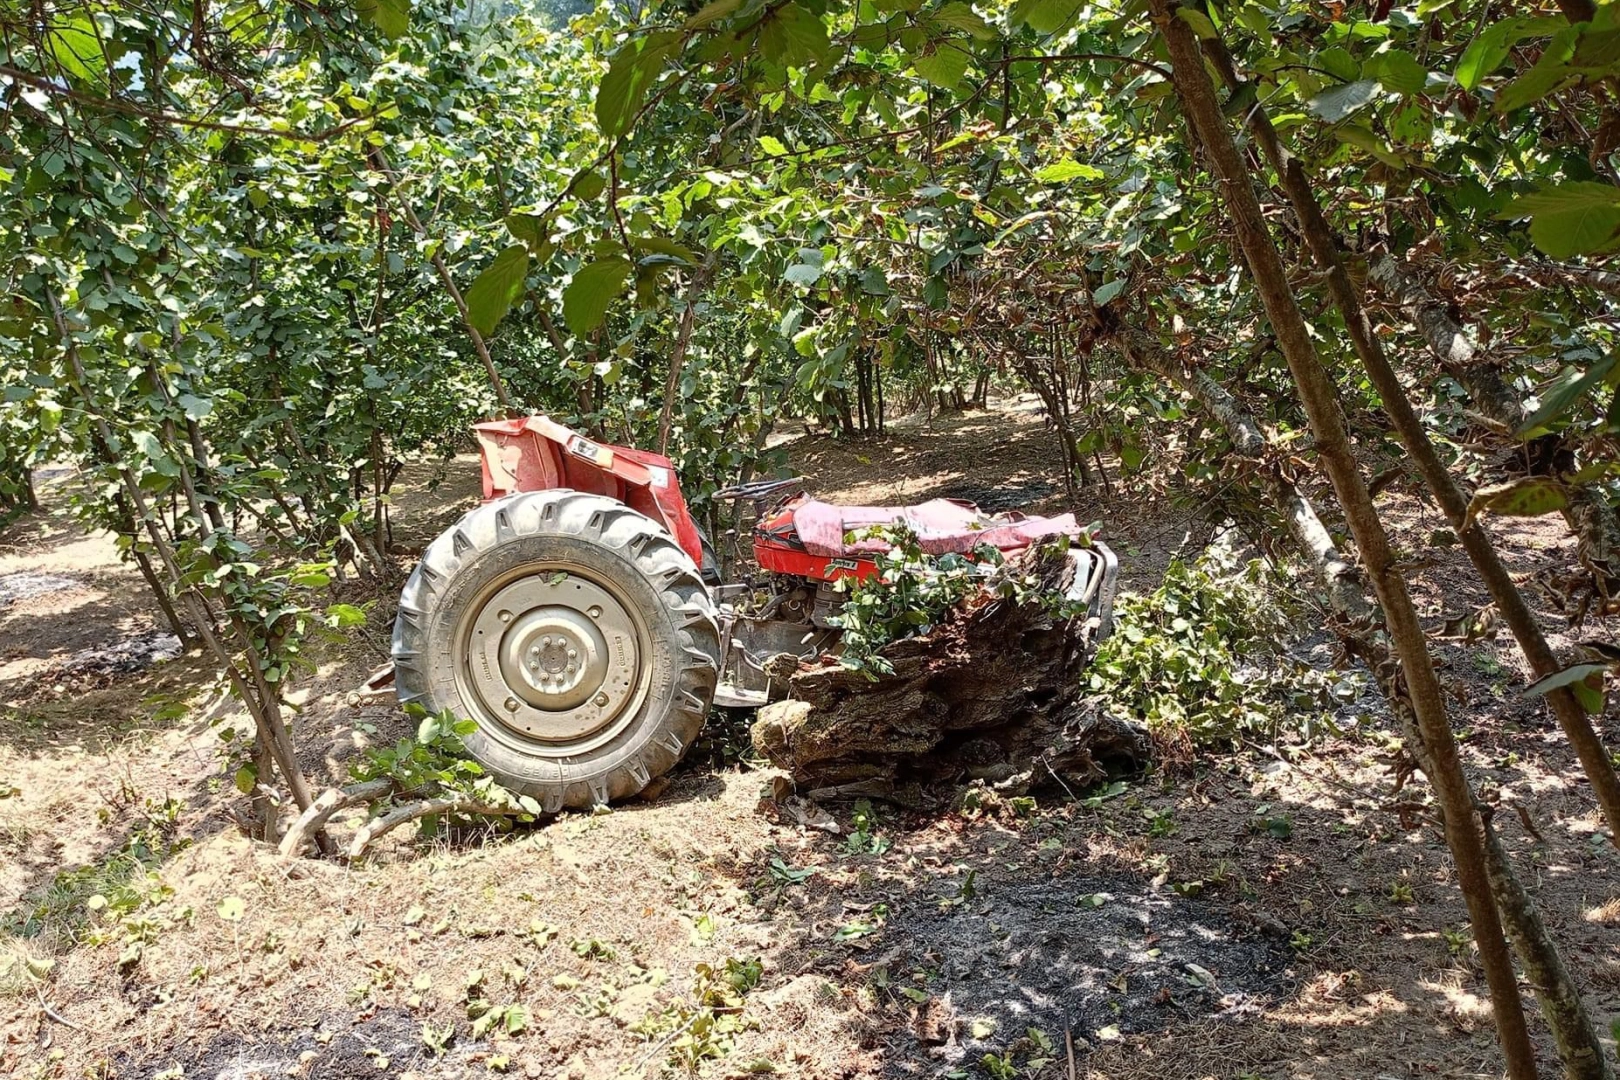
[455,563,653,756]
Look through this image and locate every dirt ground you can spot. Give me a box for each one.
[1,398,1617,1080]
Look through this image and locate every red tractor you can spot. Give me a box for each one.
[393,416,1117,810]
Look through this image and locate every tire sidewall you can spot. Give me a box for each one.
[405,504,706,802]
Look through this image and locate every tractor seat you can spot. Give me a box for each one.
[788,497,1084,557]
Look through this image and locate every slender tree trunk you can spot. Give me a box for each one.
[1119,332,1372,622]
[373,150,512,411]
[1149,6,1539,1076]
[657,263,712,457]
[1204,39,1617,1076]
[1368,254,1620,593]
[875,362,885,434]
[51,295,328,853]
[1209,42,1620,854]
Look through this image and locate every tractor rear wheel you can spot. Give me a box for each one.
[392,490,720,810]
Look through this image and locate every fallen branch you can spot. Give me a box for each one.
[35,986,80,1030]
[347,797,527,858]
[277,778,398,858]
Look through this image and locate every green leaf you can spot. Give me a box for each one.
[685,0,744,29]
[1523,661,1610,701]
[1502,182,1620,259]
[596,34,678,140]
[1497,62,1575,113]
[633,235,700,265]
[1517,356,1618,437]
[1463,476,1570,529]
[176,393,213,421]
[1174,6,1218,40]
[354,0,411,38]
[1572,27,1620,69]
[1317,46,1361,83]
[1010,0,1083,35]
[326,602,367,628]
[1333,123,1406,169]
[1367,50,1428,96]
[45,16,104,82]
[506,213,547,245]
[1093,279,1125,305]
[912,43,970,90]
[1035,158,1104,183]
[933,2,995,40]
[217,896,245,921]
[1456,21,1514,90]
[1307,80,1382,123]
[784,263,824,287]
[572,170,607,201]
[783,247,825,287]
[562,258,632,336]
[758,4,830,68]
[416,711,442,744]
[1571,677,1606,715]
[758,134,789,156]
[463,246,530,337]
[233,765,257,795]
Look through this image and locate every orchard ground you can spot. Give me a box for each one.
[1,398,1616,1080]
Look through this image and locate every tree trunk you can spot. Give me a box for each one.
[373,149,512,412]
[1116,332,1373,624]
[1148,6,1538,1075]
[51,294,329,855]
[752,549,1147,796]
[656,263,712,456]
[1209,40,1620,859]
[1202,37,1617,1076]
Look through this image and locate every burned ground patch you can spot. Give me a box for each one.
[940,479,1057,513]
[59,630,181,678]
[0,572,80,609]
[111,1008,441,1080]
[873,867,1294,1075]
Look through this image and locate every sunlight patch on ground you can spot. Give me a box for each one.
[1582,896,1620,923]
[1420,977,1492,1020]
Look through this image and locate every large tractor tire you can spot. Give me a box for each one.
[392,490,720,810]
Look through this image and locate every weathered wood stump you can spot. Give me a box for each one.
[750,550,1149,800]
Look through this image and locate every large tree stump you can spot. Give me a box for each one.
[750,550,1149,799]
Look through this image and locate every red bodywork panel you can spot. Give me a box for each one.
[473,417,705,568]
[753,494,1090,585]
[473,417,1090,588]
[754,500,881,583]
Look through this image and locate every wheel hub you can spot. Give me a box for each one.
[462,571,646,746]
[504,607,603,710]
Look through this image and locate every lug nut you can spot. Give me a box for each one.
[587,605,602,618]
[498,610,512,623]
[504,697,519,711]
[566,648,578,660]
[593,692,609,707]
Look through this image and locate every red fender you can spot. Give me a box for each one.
[472,416,706,569]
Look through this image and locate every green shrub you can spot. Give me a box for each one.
[1088,544,1345,747]
[825,525,995,677]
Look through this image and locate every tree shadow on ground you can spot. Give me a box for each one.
[707,758,1591,1080]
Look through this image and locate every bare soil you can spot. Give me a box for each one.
[1,399,1617,1080]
